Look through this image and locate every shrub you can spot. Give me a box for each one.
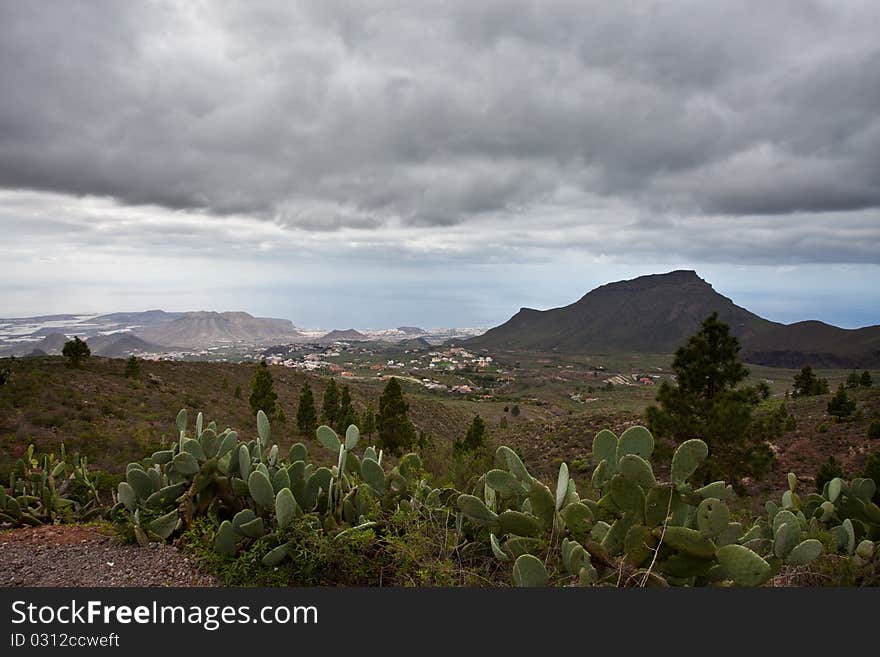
[815,456,843,492]
[124,355,140,378]
[868,421,880,440]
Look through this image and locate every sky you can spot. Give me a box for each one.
[1,1,879,329]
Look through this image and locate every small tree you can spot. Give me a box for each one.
[276,406,287,423]
[124,355,140,378]
[336,385,358,434]
[0,367,12,386]
[321,378,340,427]
[827,383,856,420]
[455,415,487,455]
[296,382,318,436]
[62,336,90,368]
[234,384,242,400]
[861,370,873,388]
[846,370,861,388]
[360,405,377,438]
[510,404,520,417]
[792,366,829,397]
[376,377,417,456]
[249,360,278,417]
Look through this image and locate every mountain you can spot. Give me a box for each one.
[396,326,426,335]
[467,271,777,354]
[466,270,880,367]
[319,329,369,343]
[86,333,170,358]
[92,310,184,327]
[740,321,880,369]
[136,311,302,348]
[0,332,70,356]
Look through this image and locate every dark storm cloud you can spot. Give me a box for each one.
[0,0,879,262]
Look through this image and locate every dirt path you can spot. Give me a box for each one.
[0,524,217,587]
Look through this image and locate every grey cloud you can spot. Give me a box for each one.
[0,0,879,259]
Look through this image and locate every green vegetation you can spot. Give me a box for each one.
[793,365,830,397]
[847,370,874,388]
[0,443,102,526]
[248,360,278,418]
[360,405,377,439]
[869,421,880,440]
[124,355,140,379]
[646,313,774,483]
[828,384,857,420]
[321,378,340,426]
[816,456,844,492]
[455,415,487,455]
[377,377,417,457]
[62,336,90,368]
[336,385,358,434]
[2,348,879,587]
[98,411,879,587]
[295,382,317,436]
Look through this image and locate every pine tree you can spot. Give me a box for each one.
[321,378,340,427]
[62,336,90,368]
[248,360,278,417]
[361,405,377,438]
[124,355,140,378]
[846,370,861,388]
[455,415,487,455]
[376,377,417,456]
[335,385,358,434]
[296,382,318,436]
[827,383,856,420]
[234,384,242,400]
[861,370,873,388]
[646,313,772,483]
[792,366,829,397]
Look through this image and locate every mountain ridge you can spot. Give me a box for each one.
[466,270,880,367]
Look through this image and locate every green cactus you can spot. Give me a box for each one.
[670,439,708,486]
[512,554,549,587]
[716,544,771,586]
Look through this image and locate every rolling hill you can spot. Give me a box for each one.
[740,321,880,368]
[466,270,880,367]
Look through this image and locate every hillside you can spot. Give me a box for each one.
[137,311,302,348]
[319,329,369,343]
[0,356,472,477]
[741,321,880,368]
[467,270,777,354]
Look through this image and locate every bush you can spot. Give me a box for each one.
[815,456,844,492]
[863,452,880,501]
[868,421,880,440]
[124,355,140,378]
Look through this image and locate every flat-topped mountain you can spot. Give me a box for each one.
[136,311,302,348]
[466,271,880,367]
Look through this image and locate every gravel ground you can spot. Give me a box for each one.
[0,525,217,587]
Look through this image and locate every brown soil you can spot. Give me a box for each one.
[0,524,216,587]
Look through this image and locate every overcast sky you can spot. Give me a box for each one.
[2,1,879,328]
